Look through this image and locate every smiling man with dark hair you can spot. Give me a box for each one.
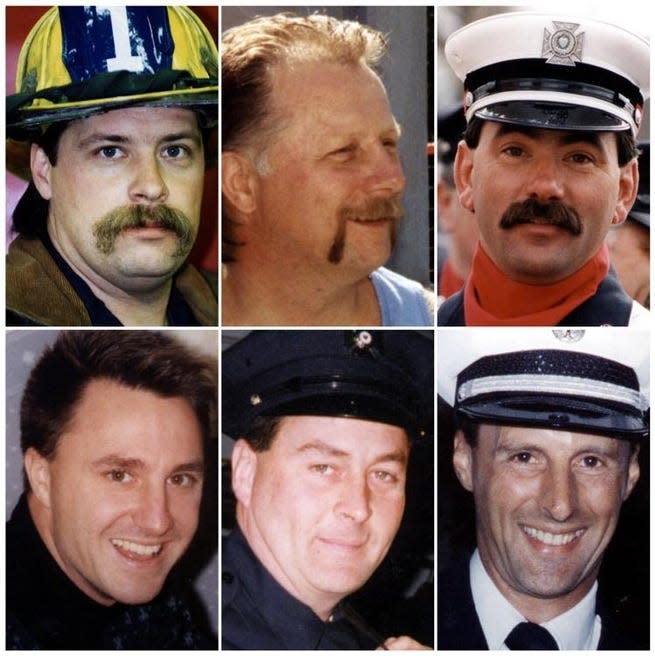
[222,330,433,649]
[438,328,649,649]
[6,330,218,649]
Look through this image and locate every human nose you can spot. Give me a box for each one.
[367,144,406,196]
[525,155,565,201]
[540,464,577,522]
[133,483,173,535]
[128,153,169,204]
[335,474,372,523]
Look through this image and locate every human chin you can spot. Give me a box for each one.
[103,240,189,279]
[309,539,384,593]
[503,528,601,598]
[96,540,182,604]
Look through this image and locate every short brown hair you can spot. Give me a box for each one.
[21,331,217,473]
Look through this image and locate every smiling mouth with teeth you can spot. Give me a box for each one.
[111,538,163,557]
[521,526,585,546]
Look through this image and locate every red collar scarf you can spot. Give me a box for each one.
[463,244,610,326]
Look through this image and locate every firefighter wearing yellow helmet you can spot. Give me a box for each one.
[6,6,218,327]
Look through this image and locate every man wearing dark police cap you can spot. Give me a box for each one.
[437,11,650,326]
[437,328,648,649]
[222,330,433,650]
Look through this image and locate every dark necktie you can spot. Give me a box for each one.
[505,622,559,650]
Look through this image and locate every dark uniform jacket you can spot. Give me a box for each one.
[6,494,216,650]
[222,527,378,650]
[6,234,218,326]
[438,555,640,650]
[437,270,635,326]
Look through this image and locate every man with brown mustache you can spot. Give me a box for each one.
[221,12,434,326]
[437,11,650,326]
[6,6,218,326]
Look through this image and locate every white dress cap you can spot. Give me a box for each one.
[445,11,649,136]
[438,328,649,439]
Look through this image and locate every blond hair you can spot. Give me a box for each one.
[221,12,387,152]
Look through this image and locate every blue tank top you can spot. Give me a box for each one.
[370,267,433,326]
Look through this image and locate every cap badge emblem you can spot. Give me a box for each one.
[353,330,373,350]
[552,329,585,343]
[542,22,584,66]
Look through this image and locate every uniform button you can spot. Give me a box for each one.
[223,572,234,584]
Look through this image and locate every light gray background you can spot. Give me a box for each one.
[5,329,219,636]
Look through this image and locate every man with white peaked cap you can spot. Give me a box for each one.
[437,10,650,326]
[437,328,649,649]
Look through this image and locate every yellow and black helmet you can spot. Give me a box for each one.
[7,6,217,170]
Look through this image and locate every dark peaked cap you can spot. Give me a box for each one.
[222,330,433,440]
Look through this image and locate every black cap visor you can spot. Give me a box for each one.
[457,392,648,439]
[475,100,629,132]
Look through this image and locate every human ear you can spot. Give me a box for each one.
[454,141,475,212]
[611,158,639,226]
[231,438,258,507]
[623,444,641,500]
[30,144,54,201]
[221,151,259,217]
[452,430,474,492]
[24,447,52,508]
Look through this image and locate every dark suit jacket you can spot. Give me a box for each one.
[437,555,641,650]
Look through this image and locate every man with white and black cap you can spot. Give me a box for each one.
[437,10,649,326]
[437,328,649,649]
[222,330,433,650]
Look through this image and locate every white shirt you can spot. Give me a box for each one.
[469,549,601,650]
[628,300,650,326]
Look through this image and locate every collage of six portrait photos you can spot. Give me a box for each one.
[2,3,651,652]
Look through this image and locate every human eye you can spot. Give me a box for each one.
[95,145,125,160]
[310,463,336,476]
[381,135,399,151]
[501,145,525,158]
[578,454,606,470]
[162,143,192,160]
[566,151,594,165]
[106,469,133,483]
[509,451,537,465]
[169,472,200,487]
[328,143,358,161]
[371,469,399,484]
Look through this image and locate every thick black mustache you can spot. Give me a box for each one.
[93,205,194,255]
[499,198,582,236]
